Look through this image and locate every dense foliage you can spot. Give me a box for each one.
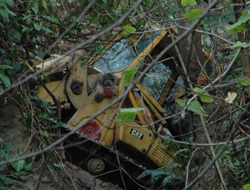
[1,0,250,189]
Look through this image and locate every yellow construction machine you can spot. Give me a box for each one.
[36,29,184,187]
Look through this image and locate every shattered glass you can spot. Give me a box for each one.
[141,63,172,100]
[93,34,158,73]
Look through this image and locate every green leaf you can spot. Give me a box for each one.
[116,108,143,123]
[53,163,65,168]
[124,25,136,32]
[0,174,4,180]
[119,67,139,91]
[34,1,39,14]
[46,108,56,114]
[55,121,64,128]
[3,177,14,185]
[39,112,47,118]
[187,101,207,116]
[43,75,50,82]
[0,149,5,155]
[22,14,33,21]
[81,61,87,67]
[12,160,25,172]
[227,23,246,34]
[0,137,4,143]
[41,0,47,8]
[6,0,14,6]
[0,9,8,19]
[181,0,197,7]
[231,41,248,48]
[243,184,250,190]
[241,78,250,85]
[24,163,33,171]
[6,9,15,16]
[199,92,213,103]
[183,8,204,22]
[42,15,58,22]
[0,71,11,87]
[227,11,250,34]
[43,131,49,138]
[10,29,21,41]
[40,101,50,108]
[193,87,213,103]
[33,23,42,31]
[42,26,53,33]
[122,25,136,36]
[5,144,13,152]
[175,98,187,107]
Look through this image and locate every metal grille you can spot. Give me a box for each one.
[152,145,172,166]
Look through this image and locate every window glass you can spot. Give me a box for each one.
[141,63,172,100]
[93,34,158,73]
[164,76,185,114]
[171,76,184,96]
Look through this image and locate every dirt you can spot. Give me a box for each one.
[0,103,122,190]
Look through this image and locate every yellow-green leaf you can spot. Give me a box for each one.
[124,25,136,32]
[231,41,248,48]
[181,0,197,7]
[193,87,213,103]
[183,8,204,22]
[119,67,139,91]
[241,78,250,85]
[243,184,250,190]
[116,108,143,123]
[199,92,213,103]
[227,11,250,34]
[122,25,136,36]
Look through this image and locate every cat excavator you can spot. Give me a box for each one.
[36,29,184,187]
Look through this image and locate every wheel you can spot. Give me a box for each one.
[87,158,105,175]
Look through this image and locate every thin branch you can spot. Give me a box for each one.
[43,0,97,57]
[184,100,250,190]
[175,24,235,45]
[183,48,241,111]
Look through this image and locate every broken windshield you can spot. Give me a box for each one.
[93,33,158,73]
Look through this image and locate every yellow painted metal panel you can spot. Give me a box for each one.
[136,83,166,113]
[37,81,67,104]
[128,30,168,69]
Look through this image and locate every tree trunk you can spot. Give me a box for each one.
[233,0,250,98]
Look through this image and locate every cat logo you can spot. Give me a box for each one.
[130,129,144,140]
